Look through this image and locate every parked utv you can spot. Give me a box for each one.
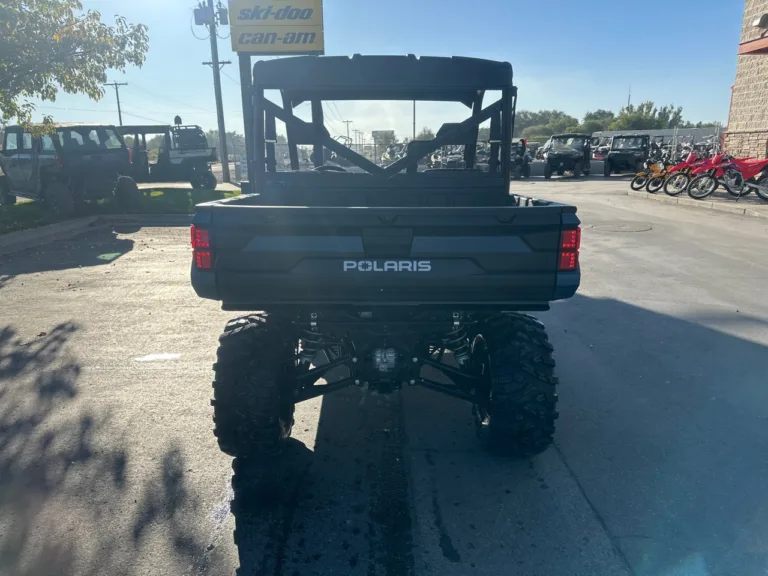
[543,133,591,178]
[191,55,581,461]
[603,134,650,176]
[510,138,532,179]
[0,123,139,215]
[118,123,218,189]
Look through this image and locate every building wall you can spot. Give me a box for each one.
[726,0,768,158]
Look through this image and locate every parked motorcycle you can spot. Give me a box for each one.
[688,155,768,200]
[662,152,708,196]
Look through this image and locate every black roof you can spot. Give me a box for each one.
[252,55,513,106]
[552,133,591,138]
[5,122,117,130]
[117,125,172,134]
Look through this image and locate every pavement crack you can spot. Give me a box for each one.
[553,443,637,576]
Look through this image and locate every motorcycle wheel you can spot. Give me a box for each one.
[750,173,768,201]
[663,173,689,196]
[646,176,664,194]
[630,174,649,191]
[688,174,718,199]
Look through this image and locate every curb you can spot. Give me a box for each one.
[627,190,768,218]
[0,216,101,256]
[0,213,194,257]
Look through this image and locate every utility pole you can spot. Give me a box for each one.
[342,120,353,142]
[627,85,631,108]
[413,101,416,140]
[352,129,360,152]
[105,82,127,126]
[202,0,231,182]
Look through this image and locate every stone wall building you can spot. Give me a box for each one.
[725,0,768,158]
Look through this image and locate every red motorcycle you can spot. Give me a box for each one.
[688,155,768,201]
[662,152,709,196]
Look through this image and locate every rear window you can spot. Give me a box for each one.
[41,134,57,153]
[103,128,123,150]
[56,127,125,151]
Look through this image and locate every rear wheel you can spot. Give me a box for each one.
[688,174,718,199]
[212,315,297,459]
[114,176,141,212]
[630,174,649,190]
[663,172,689,196]
[44,181,75,217]
[472,313,558,457]
[0,176,16,206]
[646,175,664,194]
[200,171,218,190]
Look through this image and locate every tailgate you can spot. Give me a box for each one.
[193,205,580,308]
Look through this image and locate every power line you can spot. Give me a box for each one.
[221,70,241,86]
[125,83,212,114]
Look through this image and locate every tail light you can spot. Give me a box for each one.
[558,228,581,271]
[191,225,212,270]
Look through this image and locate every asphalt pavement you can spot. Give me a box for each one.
[1,179,767,576]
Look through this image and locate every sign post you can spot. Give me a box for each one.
[228,1,325,185]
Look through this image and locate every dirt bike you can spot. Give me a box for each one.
[688,155,768,200]
[662,153,709,196]
[630,160,668,192]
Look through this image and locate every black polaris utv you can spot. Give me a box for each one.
[603,134,650,176]
[544,133,591,178]
[191,55,581,460]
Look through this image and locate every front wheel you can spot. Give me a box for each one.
[630,174,649,190]
[664,172,689,196]
[688,174,718,199]
[472,313,558,457]
[750,173,768,201]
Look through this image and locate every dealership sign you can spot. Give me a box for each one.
[228,1,324,55]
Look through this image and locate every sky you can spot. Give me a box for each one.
[33,0,745,141]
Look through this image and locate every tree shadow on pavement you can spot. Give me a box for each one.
[0,228,134,281]
[0,323,212,576]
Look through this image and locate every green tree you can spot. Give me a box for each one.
[415,127,435,141]
[0,0,149,129]
[478,126,491,141]
[522,124,554,139]
[581,119,606,134]
[584,109,615,126]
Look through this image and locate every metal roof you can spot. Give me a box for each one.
[252,55,514,106]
